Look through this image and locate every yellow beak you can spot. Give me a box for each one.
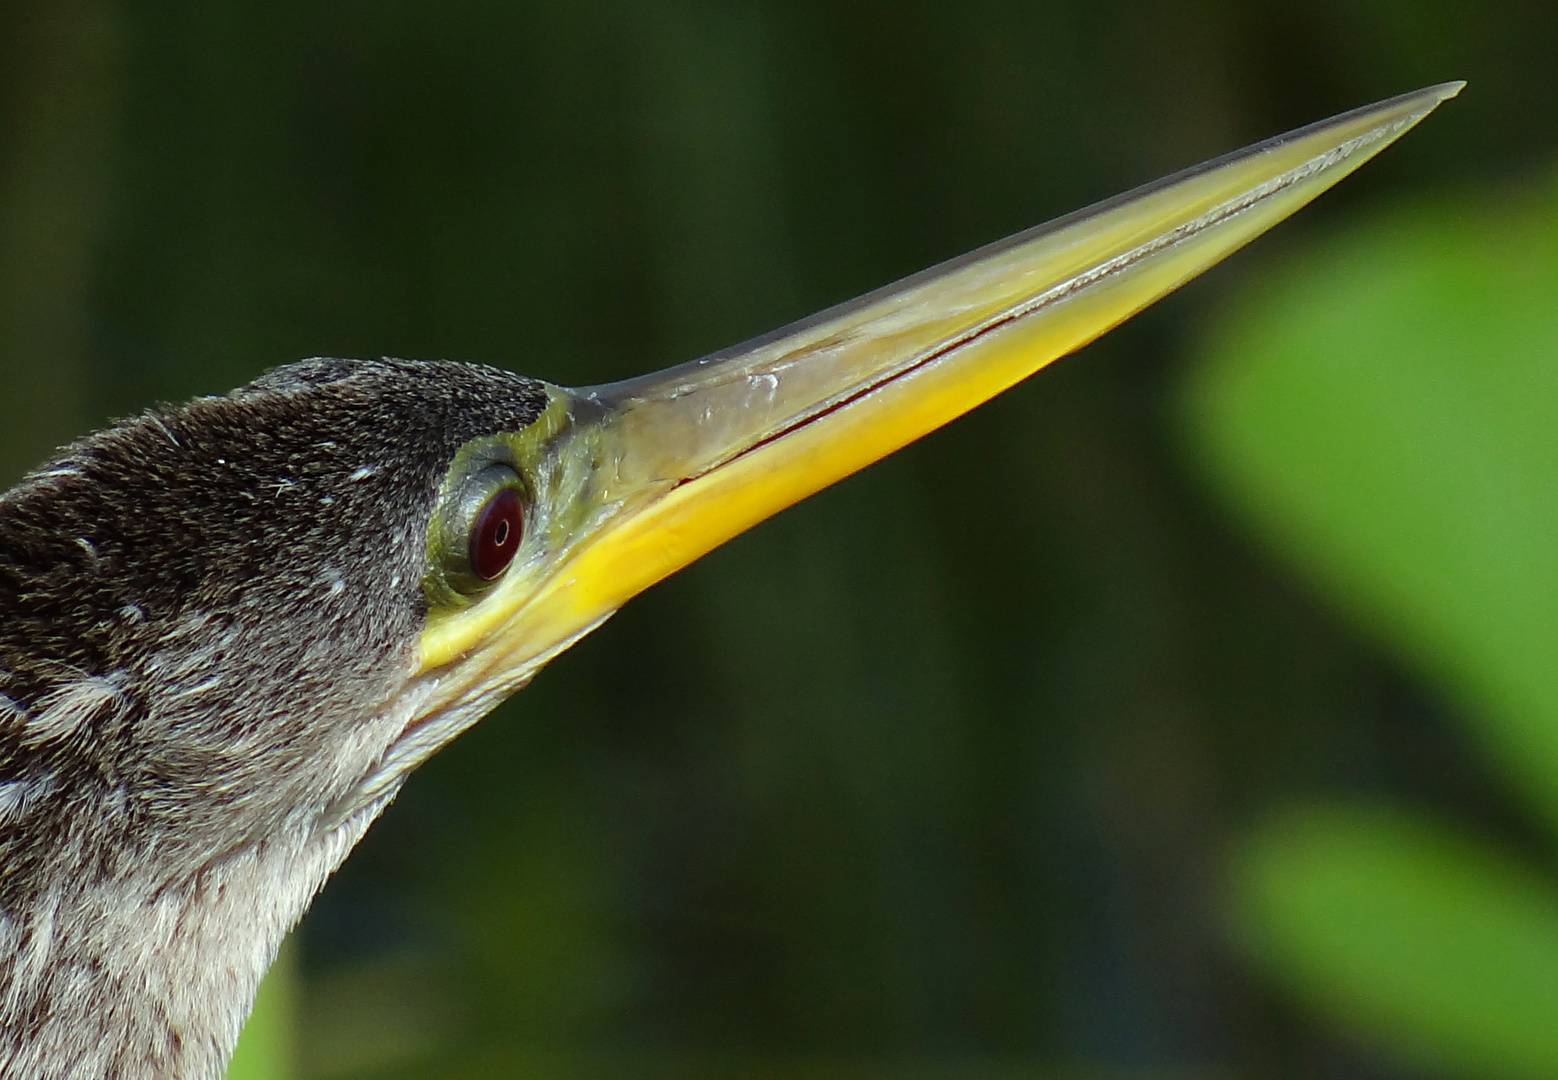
[412,82,1460,724]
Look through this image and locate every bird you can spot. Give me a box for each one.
[0,83,1458,1079]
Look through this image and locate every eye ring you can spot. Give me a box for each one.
[437,462,529,596]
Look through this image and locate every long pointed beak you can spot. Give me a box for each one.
[416,83,1460,703]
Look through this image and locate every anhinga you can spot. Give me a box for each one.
[0,84,1457,1078]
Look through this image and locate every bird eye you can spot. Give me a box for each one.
[469,486,524,581]
[435,462,529,597]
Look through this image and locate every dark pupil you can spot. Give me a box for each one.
[470,487,524,581]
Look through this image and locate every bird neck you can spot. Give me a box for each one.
[0,815,371,1080]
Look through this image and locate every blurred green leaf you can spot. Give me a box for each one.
[1184,173,1558,827]
[1231,805,1558,1080]
[1185,169,1558,1075]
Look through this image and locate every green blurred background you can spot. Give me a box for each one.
[3,3,1557,1079]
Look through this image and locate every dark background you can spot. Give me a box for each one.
[2,2,1554,1077]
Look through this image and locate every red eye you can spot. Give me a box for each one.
[469,487,524,581]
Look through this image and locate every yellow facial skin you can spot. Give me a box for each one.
[411,82,1462,730]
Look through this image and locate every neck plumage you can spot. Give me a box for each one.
[0,817,370,1080]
